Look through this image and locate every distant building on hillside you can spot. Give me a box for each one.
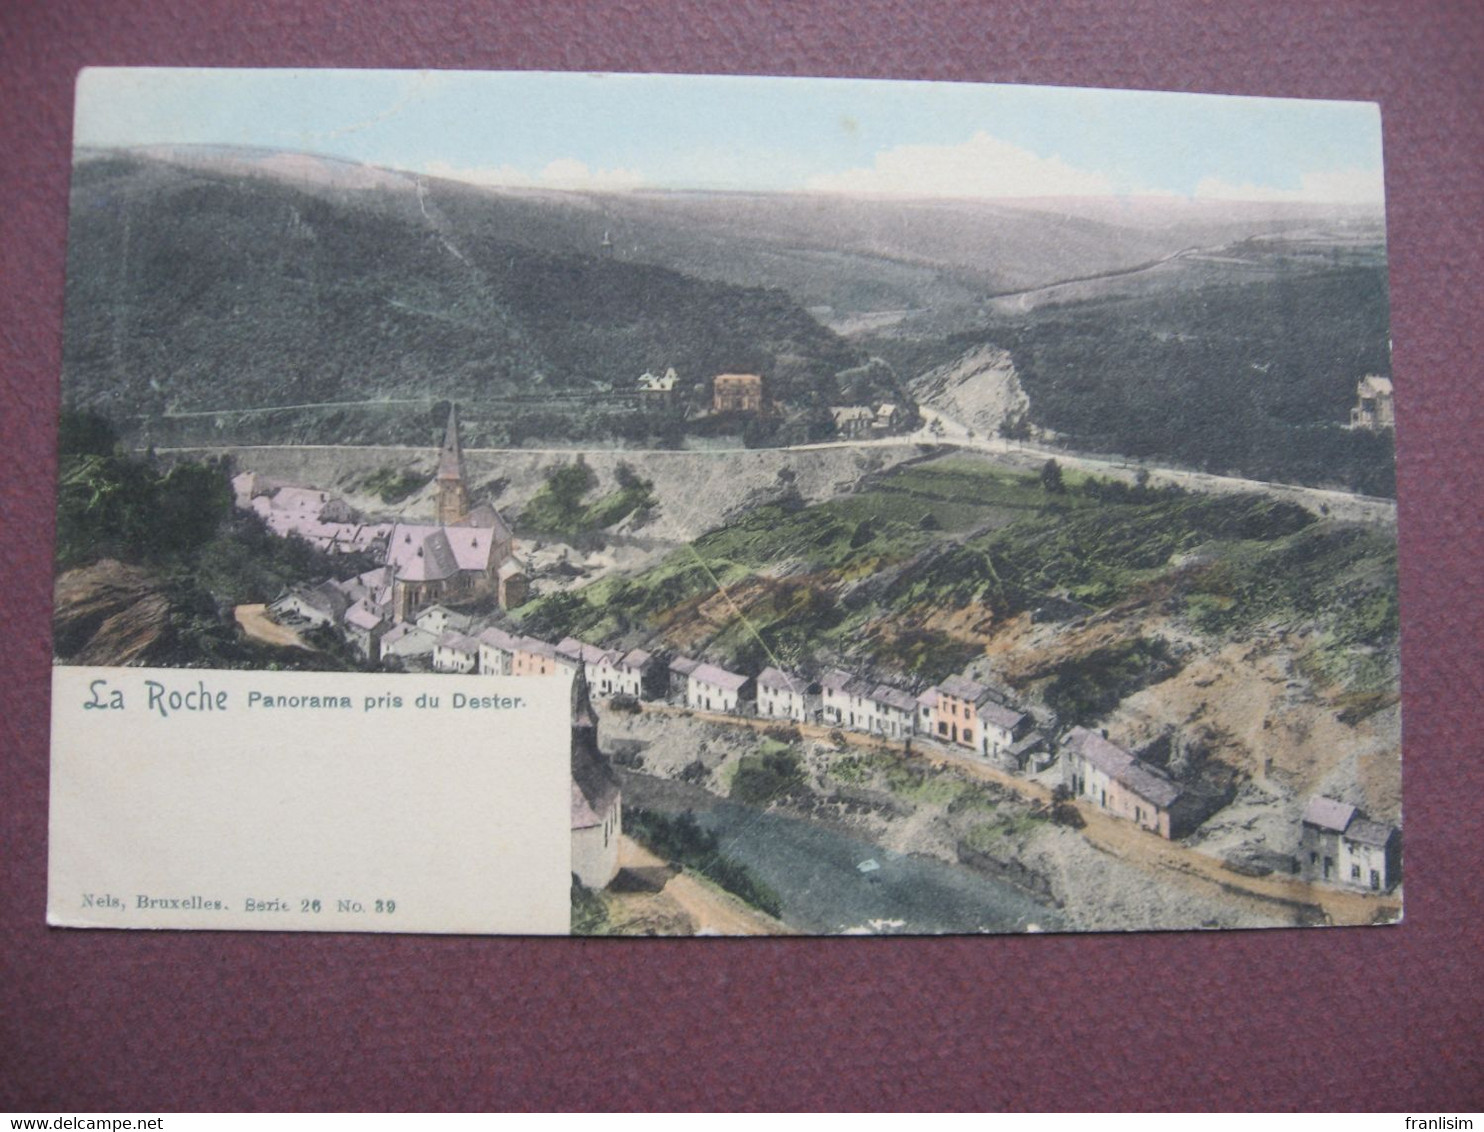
[712,373,764,414]
[637,367,681,411]
[1349,375,1395,431]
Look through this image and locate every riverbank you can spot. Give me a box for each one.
[598,704,1331,934]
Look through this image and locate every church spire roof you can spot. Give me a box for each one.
[437,404,466,483]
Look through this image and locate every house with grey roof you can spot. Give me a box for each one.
[1061,727,1184,839]
[685,663,751,714]
[865,684,918,740]
[977,701,1031,761]
[343,599,390,662]
[668,655,701,699]
[432,631,481,674]
[1300,797,1401,891]
[477,626,522,676]
[269,580,350,628]
[932,674,995,750]
[616,649,655,699]
[821,669,873,730]
[757,666,810,722]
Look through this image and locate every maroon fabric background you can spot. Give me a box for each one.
[2,0,1480,1112]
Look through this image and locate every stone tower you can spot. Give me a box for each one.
[435,404,470,526]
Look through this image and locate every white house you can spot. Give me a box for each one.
[865,685,917,740]
[269,581,349,628]
[916,687,938,735]
[1299,797,1401,891]
[556,637,625,696]
[478,626,521,676]
[616,649,654,699]
[433,631,480,673]
[686,663,750,714]
[821,670,872,730]
[1061,727,1182,839]
[757,666,809,722]
[380,621,438,662]
[977,701,1030,759]
[415,605,472,638]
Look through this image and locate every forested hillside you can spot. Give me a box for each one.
[62,153,869,446]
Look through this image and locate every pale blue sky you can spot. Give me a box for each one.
[74,68,1385,203]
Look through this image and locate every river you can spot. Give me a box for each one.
[623,773,1065,935]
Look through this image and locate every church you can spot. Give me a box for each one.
[384,405,528,622]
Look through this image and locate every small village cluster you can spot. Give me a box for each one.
[252,407,1398,894]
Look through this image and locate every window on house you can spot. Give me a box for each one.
[1351,864,1361,880]
[1370,870,1381,890]
[963,730,973,744]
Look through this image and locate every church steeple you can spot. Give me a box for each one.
[435,403,470,526]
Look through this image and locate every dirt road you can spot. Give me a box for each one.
[613,836,793,936]
[233,604,314,651]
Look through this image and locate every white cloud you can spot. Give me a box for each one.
[806,131,1117,199]
[1193,166,1384,205]
[422,158,646,192]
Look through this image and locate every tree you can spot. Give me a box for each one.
[1040,458,1066,495]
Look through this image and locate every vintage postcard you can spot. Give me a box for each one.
[50,69,1400,935]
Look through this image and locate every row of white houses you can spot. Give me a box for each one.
[420,613,1043,764]
[414,617,1402,877]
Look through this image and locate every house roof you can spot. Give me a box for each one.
[939,675,990,703]
[276,580,349,620]
[821,669,870,696]
[437,631,482,655]
[977,702,1026,731]
[1357,374,1394,398]
[1008,732,1045,757]
[870,684,918,713]
[380,623,436,656]
[691,663,749,692]
[620,648,653,671]
[916,687,939,709]
[478,626,521,652]
[1302,797,1357,833]
[1064,726,1181,808]
[344,602,386,632]
[1119,762,1182,809]
[1064,727,1135,777]
[669,655,700,676]
[557,637,619,666]
[518,637,559,660]
[757,666,803,694]
[1344,818,1395,848]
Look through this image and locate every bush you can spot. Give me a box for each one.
[731,748,807,806]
